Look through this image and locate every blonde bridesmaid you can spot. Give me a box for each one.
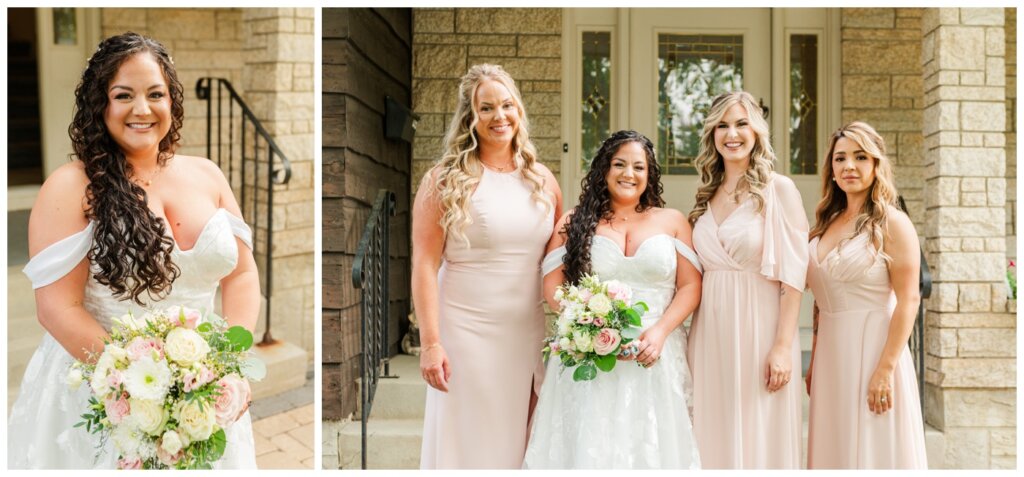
[805,121,927,469]
[687,91,808,468]
[412,64,562,468]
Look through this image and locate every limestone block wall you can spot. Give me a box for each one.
[101,8,245,159]
[921,8,1015,469]
[840,8,926,232]
[410,8,563,195]
[322,8,413,421]
[1005,7,1016,260]
[242,8,316,357]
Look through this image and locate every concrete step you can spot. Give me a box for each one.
[339,418,422,469]
[250,339,309,400]
[356,353,426,420]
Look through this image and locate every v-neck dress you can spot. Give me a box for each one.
[806,233,927,469]
[688,174,809,469]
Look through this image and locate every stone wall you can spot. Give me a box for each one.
[411,8,563,193]
[242,8,316,356]
[101,8,245,159]
[322,8,414,423]
[920,8,1015,469]
[840,8,926,231]
[1005,7,1016,260]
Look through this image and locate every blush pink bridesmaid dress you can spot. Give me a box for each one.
[688,173,808,469]
[806,232,928,469]
[419,167,553,469]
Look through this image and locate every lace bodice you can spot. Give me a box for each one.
[23,208,252,329]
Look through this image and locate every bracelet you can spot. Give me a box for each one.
[423,343,442,351]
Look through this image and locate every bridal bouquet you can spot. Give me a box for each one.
[543,274,647,381]
[68,306,266,469]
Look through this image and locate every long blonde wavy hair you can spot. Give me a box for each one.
[431,64,551,245]
[810,121,900,264]
[688,91,776,225]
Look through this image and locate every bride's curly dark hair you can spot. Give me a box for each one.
[562,130,664,284]
[70,32,183,305]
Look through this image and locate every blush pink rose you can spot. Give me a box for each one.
[214,374,251,427]
[105,392,131,425]
[592,328,622,356]
[117,457,142,469]
[127,337,164,362]
[605,280,632,303]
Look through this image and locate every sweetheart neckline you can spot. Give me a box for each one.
[169,208,230,254]
[593,233,675,259]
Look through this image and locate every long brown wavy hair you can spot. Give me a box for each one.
[431,64,551,245]
[688,91,775,225]
[70,32,183,304]
[810,121,900,264]
[562,130,664,284]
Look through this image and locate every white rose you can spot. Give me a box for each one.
[587,293,613,317]
[160,429,184,455]
[129,398,168,436]
[67,367,84,391]
[558,337,572,351]
[164,327,211,367]
[175,399,217,442]
[572,330,593,353]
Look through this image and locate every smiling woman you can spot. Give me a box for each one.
[7,32,260,469]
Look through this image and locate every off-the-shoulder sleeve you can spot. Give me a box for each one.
[222,211,253,250]
[541,246,567,276]
[23,221,96,289]
[672,238,703,274]
[760,175,809,290]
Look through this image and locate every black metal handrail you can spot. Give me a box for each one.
[898,196,930,418]
[195,78,292,345]
[352,189,397,469]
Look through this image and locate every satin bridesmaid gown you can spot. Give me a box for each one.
[688,174,808,469]
[806,232,928,469]
[419,167,553,469]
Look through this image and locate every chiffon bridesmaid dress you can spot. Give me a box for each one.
[806,232,928,469]
[419,166,553,469]
[688,174,808,469]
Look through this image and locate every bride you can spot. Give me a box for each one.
[7,32,258,469]
[524,130,703,469]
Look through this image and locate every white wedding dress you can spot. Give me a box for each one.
[8,208,258,469]
[523,233,702,469]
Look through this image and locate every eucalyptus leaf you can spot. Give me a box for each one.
[240,356,267,381]
[207,428,227,462]
[594,353,616,372]
[624,308,642,327]
[197,322,214,333]
[621,326,641,340]
[572,363,597,381]
[226,326,254,351]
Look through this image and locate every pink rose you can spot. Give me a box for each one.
[168,306,201,329]
[127,337,164,361]
[117,457,142,469]
[105,392,131,425]
[605,280,632,304]
[592,328,622,356]
[214,374,251,427]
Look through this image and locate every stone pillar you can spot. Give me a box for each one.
[921,7,1015,469]
[242,8,315,357]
